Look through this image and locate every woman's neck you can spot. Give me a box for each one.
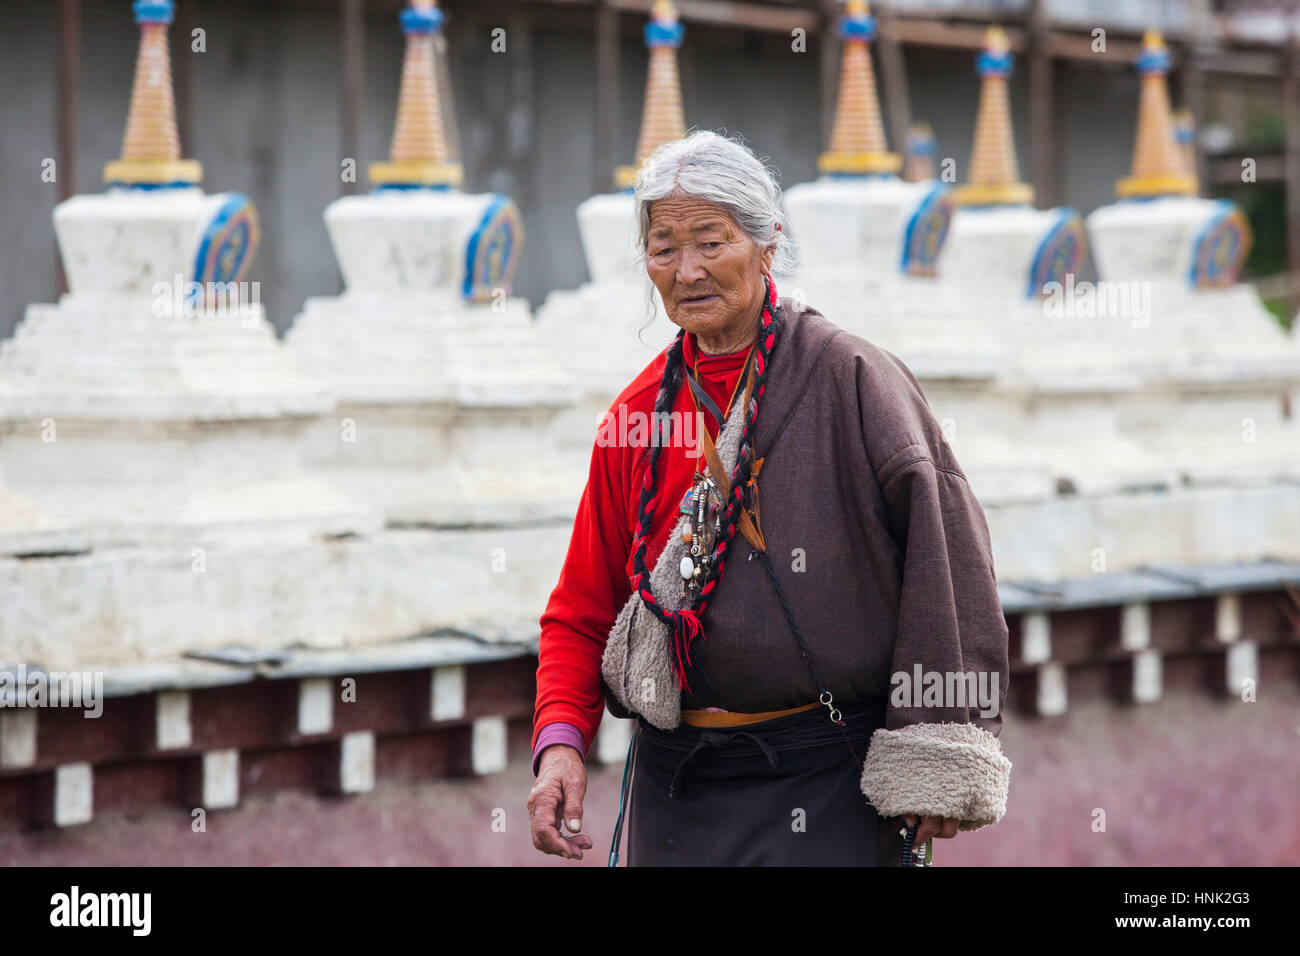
[695,295,764,355]
[696,325,756,356]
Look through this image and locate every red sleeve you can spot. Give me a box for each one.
[531,434,633,755]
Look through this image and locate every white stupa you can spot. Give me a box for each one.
[776,16,1299,580]
[0,0,377,551]
[1084,30,1300,487]
[783,1,980,377]
[534,0,681,458]
[943,30,1300,580]
[780,3,1051,503]
[943,28,1088,305]
[929,26,1176,501]
[285,1,580,525]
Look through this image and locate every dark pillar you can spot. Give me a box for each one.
[1027,0,1056,209]
[341,0,365,195]
[56,0,81,295]
[873,1,912,155]
[594,0,619,194]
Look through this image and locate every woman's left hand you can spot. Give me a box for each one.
[903,813,959,842]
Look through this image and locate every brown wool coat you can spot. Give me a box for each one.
[604,297,1013,829]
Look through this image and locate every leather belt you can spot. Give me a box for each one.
[679,700,820,728]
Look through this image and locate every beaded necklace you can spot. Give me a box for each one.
[677,338,757,603]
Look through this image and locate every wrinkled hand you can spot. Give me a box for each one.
[903,813,959,844]
[527,745,594,861]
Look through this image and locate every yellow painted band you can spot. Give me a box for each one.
[614,164,641,190]
[103,158,203,185]
[369,160,464,188]
[952,181,1036,206]
[1115,173,1197,198]
[818,151,903,175]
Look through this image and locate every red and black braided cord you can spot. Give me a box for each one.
[629,275,781,695]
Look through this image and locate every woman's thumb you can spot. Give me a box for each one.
[563,780,585,833]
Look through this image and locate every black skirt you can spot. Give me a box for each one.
[623,698,905,866]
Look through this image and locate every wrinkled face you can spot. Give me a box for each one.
[645,196,775,342]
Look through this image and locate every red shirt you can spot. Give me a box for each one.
[532,331,752,754]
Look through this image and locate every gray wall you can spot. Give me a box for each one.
[1,0,63,341]
[0,0,1140,340]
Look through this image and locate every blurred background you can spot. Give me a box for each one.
[0,0,1297,866]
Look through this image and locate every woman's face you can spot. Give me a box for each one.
[645,196,775,346]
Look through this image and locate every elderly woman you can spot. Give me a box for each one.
[527,130,1011,866]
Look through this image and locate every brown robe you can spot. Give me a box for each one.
[669,299,1010,740]
[605,297,1014,860]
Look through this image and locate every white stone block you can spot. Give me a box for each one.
[155,690,192,750]
[576,192,640,285]
[0,710,37,768]
[1022,612,1052,665]
[1037,662,1067,716]
[785,175,944,278]
[595,716,634,766]
[54,188,238,297]
[324,189,503,297]
[298,678,334,736]
[53,763,93,827]
[0,300,382,551]
[1216,592,1243,644]
[201,749,240,809]
[1226,640,1258,696]
[0,524,575,670]
[471,716,508,775]
[1086,195,1222,286]
[1120,602,1151,652]
[1132,649,1163,704]
[430,666,466,722]
[943,204,1081,301]
[339,731,375,794]
[983,484,1300,583]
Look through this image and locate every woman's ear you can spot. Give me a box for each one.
[760,224,782,274]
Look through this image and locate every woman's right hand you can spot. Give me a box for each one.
[527,745,594,860]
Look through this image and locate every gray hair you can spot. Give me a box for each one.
[632,130,799,278]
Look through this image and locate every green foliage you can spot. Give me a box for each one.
[1211,184,1292,332]
[1222,183,1285,278]
[1262,294,1293,330]
[1242,110,1285,151]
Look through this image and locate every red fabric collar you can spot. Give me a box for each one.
[681,329,754,374]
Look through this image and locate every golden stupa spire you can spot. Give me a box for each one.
[954,26,1033,205]
[370,0,463,188]
[104,1,202,186]
[1116,31,1196,198]
[616,1,687,190]
[819,1,900,176]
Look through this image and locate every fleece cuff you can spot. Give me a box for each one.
[859,721,1012,832]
